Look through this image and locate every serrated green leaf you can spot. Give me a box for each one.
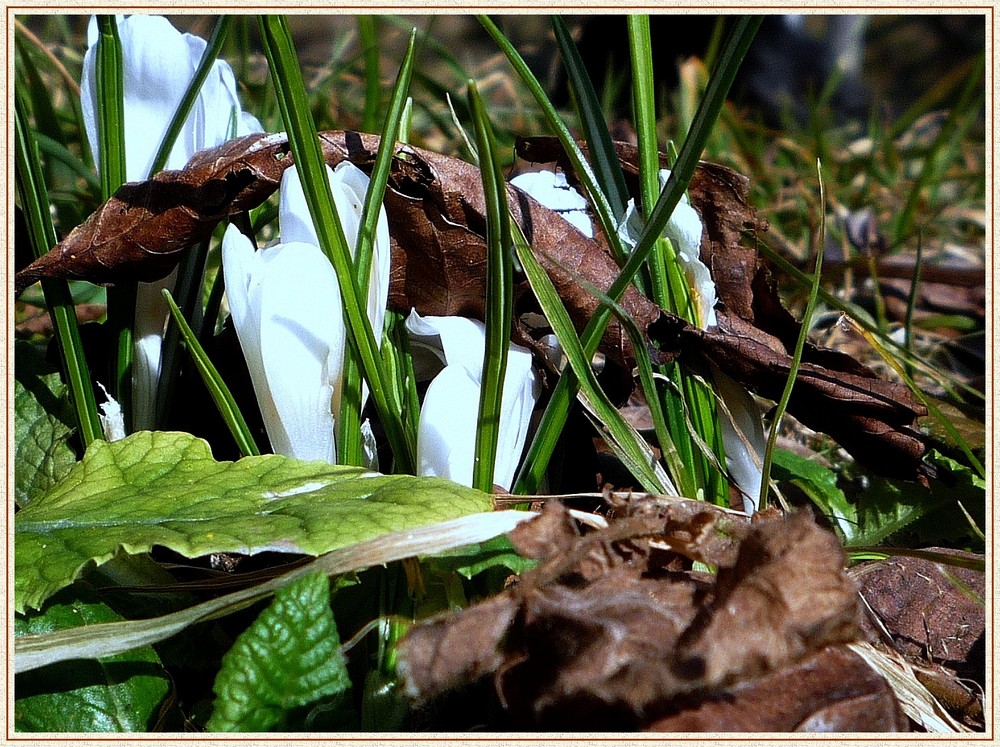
[14,341,77,507]
[15,431,493,613]
[852,479,941,547]
[14,590,168,732]
[904,450,985,547]
[207,572,348,732]
[770,449,858,543]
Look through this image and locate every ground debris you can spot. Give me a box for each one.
[397,499,902,731]
[853,548,985,729]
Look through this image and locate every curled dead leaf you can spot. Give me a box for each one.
[397,500,889,731]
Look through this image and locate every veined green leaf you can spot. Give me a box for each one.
[770,449,857,543]
[16,509,533,673]
[207,572,349,732]
[15,431,493,613]
[14,341,77,508]
[15,591,168,733]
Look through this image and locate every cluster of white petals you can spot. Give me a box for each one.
[406,311,541,491]
[80,15,262,431]
[616,168,718,330]
[78,16,762,512]
[615,169,765,513]
[222,163,390,464]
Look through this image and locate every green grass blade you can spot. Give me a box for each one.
[15,91,103,447]
[512,227,668,495]
[93,16,126,196]
[511,16,762,490]
[94,16,133,428]
[627,15,673,305]
[382,312,421,447]
[551,15,629,221]
[891,54,984,243]
[257,15,415,473]
[561,268,691,496]
[161,289,259,457]
[628,15,723,499]
[144,17,234,429]
[630,17,761,263]
[467,81,515,494]
[32,132,101,192]
[15,33,76,208]
[758,159,827,510]
[337,29,417,468]
[154,241,210,428]
[903,235,924,380]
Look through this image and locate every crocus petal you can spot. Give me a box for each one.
[82,15,262,180]
[404,310,491,380]
[511,170,594,238]
[417,365,481,487]
[222,225,345,463]
[715,369,766,514]
[82,14,262,434]
[96,383,126,442]
[131,269,177,431]
[407,310,541,490]
[278,161,390,328]
[332,162,392,340]
[616,171,763,511]
[278,162,391,413]
[615,168,717,329]
[494,346,541,489]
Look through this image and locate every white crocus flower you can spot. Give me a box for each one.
[617,168,717,330]
[81,15,263,431]
[511,170,594,239]
[222,162,389,464]
[617,169,765,513]
[405,310,541,491]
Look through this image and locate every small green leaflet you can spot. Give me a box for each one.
[16,431,493,613]
[15,591,169,732]
[207,572,349,732]
[14,341,77,507]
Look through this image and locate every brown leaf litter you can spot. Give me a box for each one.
[853,548,985,728]
[396,499,908,731]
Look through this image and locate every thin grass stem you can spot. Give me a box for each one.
[14,91,103,446]
[162,290,259,457]
[337,29,417,467]
[94,15,133,428]
[758,159,827,510]
[467,80,514,493]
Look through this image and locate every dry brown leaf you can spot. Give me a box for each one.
[397,500,887,731]
[854,549,985,682]
[646,646,907,732]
